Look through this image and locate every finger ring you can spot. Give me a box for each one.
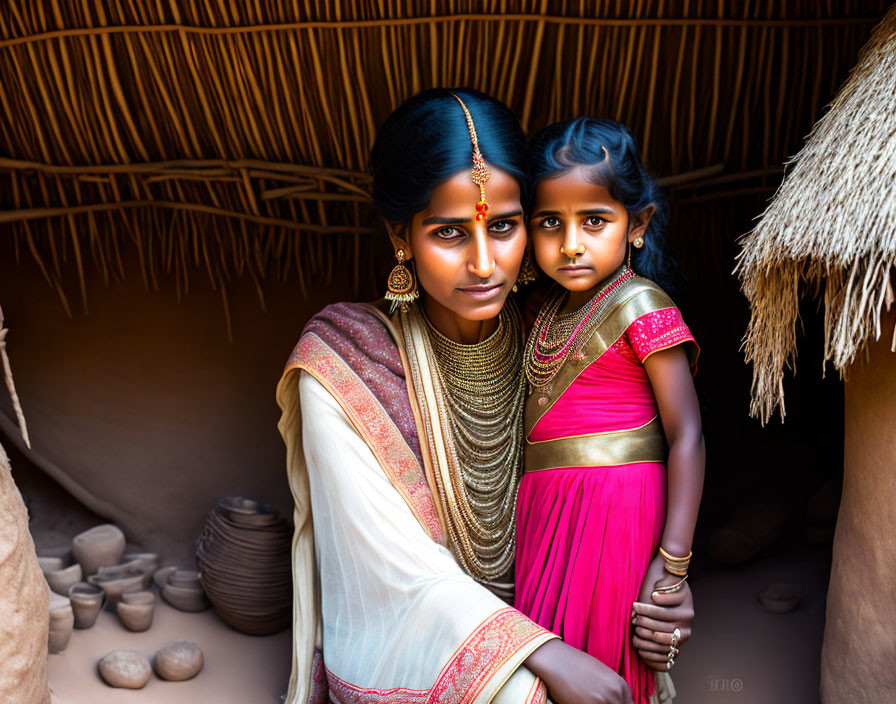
[671,627,681,647]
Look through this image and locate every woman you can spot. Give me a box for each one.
[276,88,692,704]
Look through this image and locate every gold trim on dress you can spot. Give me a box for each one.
[524,416,667,472]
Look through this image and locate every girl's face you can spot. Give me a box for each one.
[530,166,652,303]
[387,167,526,343]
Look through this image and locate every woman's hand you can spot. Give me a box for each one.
[525,638,633,704]
[631,574,694,672]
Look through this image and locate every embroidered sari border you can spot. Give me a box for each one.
[289,333,445,545]
[325,607,554,704]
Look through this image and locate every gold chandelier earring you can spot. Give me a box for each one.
[385,248,419,313]
[513,248,538,292]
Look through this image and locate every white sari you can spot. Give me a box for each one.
[276,304,554,704]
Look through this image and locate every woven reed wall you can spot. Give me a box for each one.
[0,1,890,331]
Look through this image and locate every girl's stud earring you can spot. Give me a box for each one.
[633,236,644,248]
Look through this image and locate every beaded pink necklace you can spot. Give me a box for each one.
[525,266,634,392]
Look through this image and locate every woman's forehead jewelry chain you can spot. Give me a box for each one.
[450,93,491,222]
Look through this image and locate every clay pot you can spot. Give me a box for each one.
[116,601,155,632]
[121,590,156,607]
[168,569,201,589]
[72,524,126,576]
[195,495,292,635]
[68,582,105,629]
[121,553,160,589]
[161,583,210,612]
[88,569,144,608]
[154,641,203,681]
[38,557,64,572]
[44,562,83,596]
[97,650,152,689]
[48,592,74,654]
[152,566,178,591]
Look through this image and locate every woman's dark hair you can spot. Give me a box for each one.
[371,88,527,224]
[528,118,674,288]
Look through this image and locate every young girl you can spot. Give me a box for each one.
[515,118,704,704]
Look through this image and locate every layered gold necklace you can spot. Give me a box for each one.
[403,300,526,583]
[525,265,633,392]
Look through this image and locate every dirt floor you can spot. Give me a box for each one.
[48,602,291,704]
[672,538,830,704]
[44,535,829,703]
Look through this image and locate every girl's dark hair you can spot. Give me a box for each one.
[371,88,527,224]
[528,118,674,288]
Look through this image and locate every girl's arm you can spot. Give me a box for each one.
[643,344,705,565]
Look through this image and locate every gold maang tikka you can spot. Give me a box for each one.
[450,93,491,221]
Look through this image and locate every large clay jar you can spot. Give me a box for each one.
[68,582,105,629]
[48,592,74,654]
[195,496,292,635]
[72,524,125,576]
[0,442,50,702]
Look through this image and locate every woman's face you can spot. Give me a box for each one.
[389,167,526,343]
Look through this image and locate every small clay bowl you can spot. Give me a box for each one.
[162,583,210,612]
[116,601,155,632]
[38,556,65,572]
[121,590,156,607]
[168,569,201,589]
[72,524,125,576]
[48,592,74,654]
[44,563,83,596]
[68,582,105,629]
[88,570,144,608]
[153,566,178,591]
[122,553,161,589]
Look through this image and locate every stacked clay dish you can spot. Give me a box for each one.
[195,496,292,635]
[156,568,210,612]
[40,524,166,647]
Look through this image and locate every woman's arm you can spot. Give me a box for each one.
[643,345,705,562]
[525,639,634,704]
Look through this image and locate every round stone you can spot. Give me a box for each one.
[537,395,549,406]
[757,583,802,614]
[98,650,151,689]
[154,641,203,681]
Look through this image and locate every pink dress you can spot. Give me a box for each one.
[515,306,696,704]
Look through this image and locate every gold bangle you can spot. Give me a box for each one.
[659,547,692,562]
[659,547,691,576]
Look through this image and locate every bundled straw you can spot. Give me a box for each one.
[735,5,896,423]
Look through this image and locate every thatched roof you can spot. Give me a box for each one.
[736,5,896,424]
[1,1,890,333]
